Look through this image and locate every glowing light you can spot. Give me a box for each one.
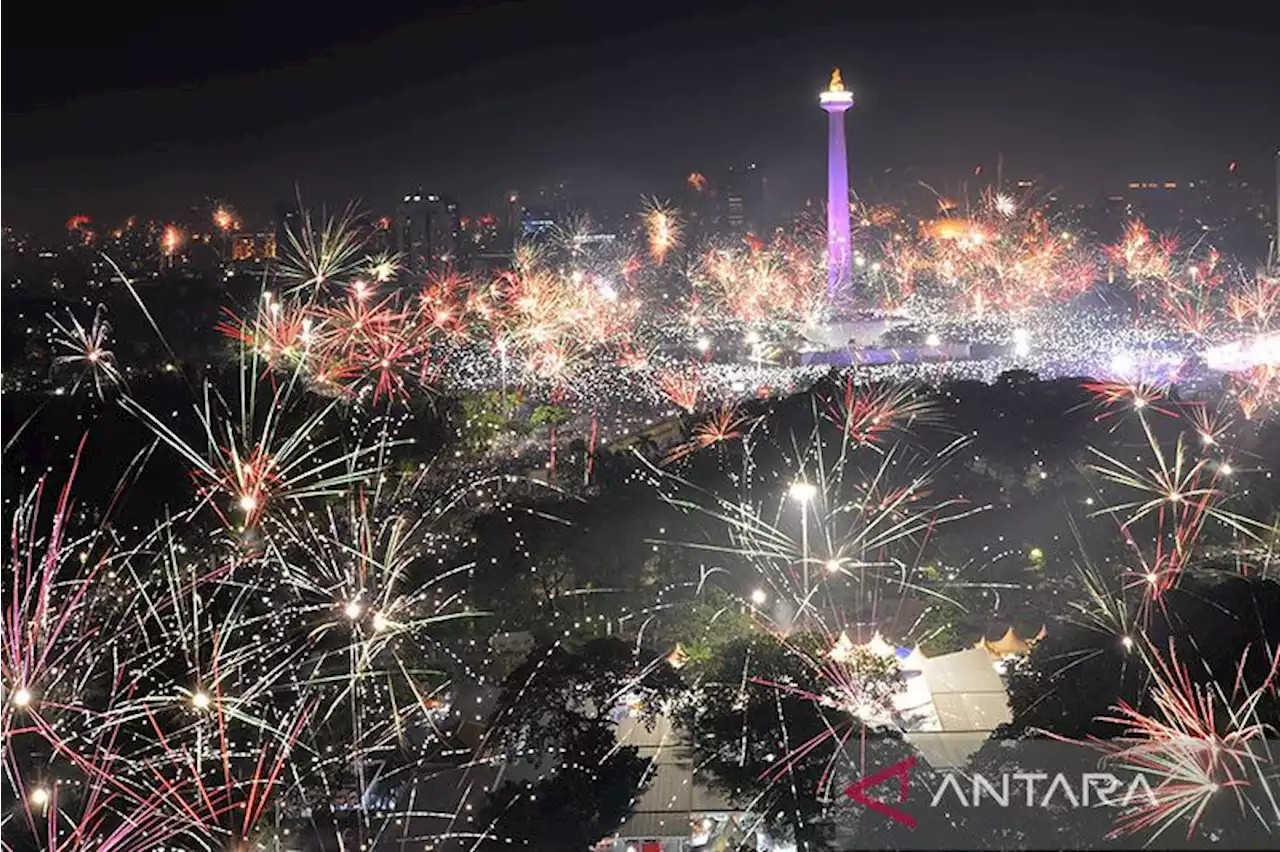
[237,493,259,513]
[750,588,768,606]
[1110,352,1135,376]
[191,691,211,709]
[1220,463,1233,476]
[1012,328,1031,356]
[643,198,682,264]
[213,206,239,233]
[12,687,32,707]
[1028,547,1044,561]
[819,66,854,104]
[1122,636,1134,649]
[30,788,49,807]
[695,337,710,353]
[789,481,817,502]
[344,600,363,620]
[160,224,184,256]
[925,333,941,347]
[372,612,390,632]
[824,558,842,573]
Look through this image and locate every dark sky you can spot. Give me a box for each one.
[5,1,1278,229]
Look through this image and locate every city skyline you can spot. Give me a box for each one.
[5,2,1278,228]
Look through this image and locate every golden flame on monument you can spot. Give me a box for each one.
[827,67,846,93]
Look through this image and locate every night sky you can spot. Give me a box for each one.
[5,1,1278,229]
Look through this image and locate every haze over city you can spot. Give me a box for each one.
[5,2,1279,227]
[3,4,1279,852]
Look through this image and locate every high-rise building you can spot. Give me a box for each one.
[819,67,855,293]
[365,215,395,256]
[231,233,277,262]
[682,172,715,243]
[398,192,463,278]
[520,207,559,240]
[273,204,300,261]
[431,194,463,268]
[719,163,765,235]
[399,192,429,278]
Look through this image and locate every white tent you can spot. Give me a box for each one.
[896,646,1012,770]
[864,631,898,659]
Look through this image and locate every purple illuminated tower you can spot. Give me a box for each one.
[819,68,855,293]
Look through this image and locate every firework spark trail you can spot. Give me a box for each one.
[642,197,683,265]
[649,412,984,636]
[663,404,761,465]
[1044,641,1280,843]
[48,306,124,399]
[278,202,368,295]
[120,349,394,530]
[9,192,1280,851]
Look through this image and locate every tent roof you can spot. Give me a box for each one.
[988,627,1031,657]
[902,646,1012,769]
[921,646,1008,695]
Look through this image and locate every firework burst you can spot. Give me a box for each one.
[48,306,124,398]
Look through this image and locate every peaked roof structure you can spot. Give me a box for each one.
[974,625,1046,660]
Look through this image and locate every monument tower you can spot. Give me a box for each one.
[819,68,854,293]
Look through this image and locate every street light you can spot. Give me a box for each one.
[789,481,817,502]
[789,481,817,621]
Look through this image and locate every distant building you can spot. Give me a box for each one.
[231,232,277,262]
[273,204,300,261]
[520,207,559,240]
[1077,162,1272,253]
[362,215,395,256]
[433,194,463,268]
[399,192,429,277]
[398,191,462,279]
[718,163,766,235]
[682,171,716,244]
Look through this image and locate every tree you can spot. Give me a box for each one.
[676,632,907,848]
[487,636,685,757]
[650,587,759,663]
[455,390,521,456]
[478,724,647,851]
[529,403,571,428]
[478,637,686,849]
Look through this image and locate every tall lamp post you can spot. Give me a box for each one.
[789,480,818,619]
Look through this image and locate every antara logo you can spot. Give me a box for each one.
[843,756,917,827]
